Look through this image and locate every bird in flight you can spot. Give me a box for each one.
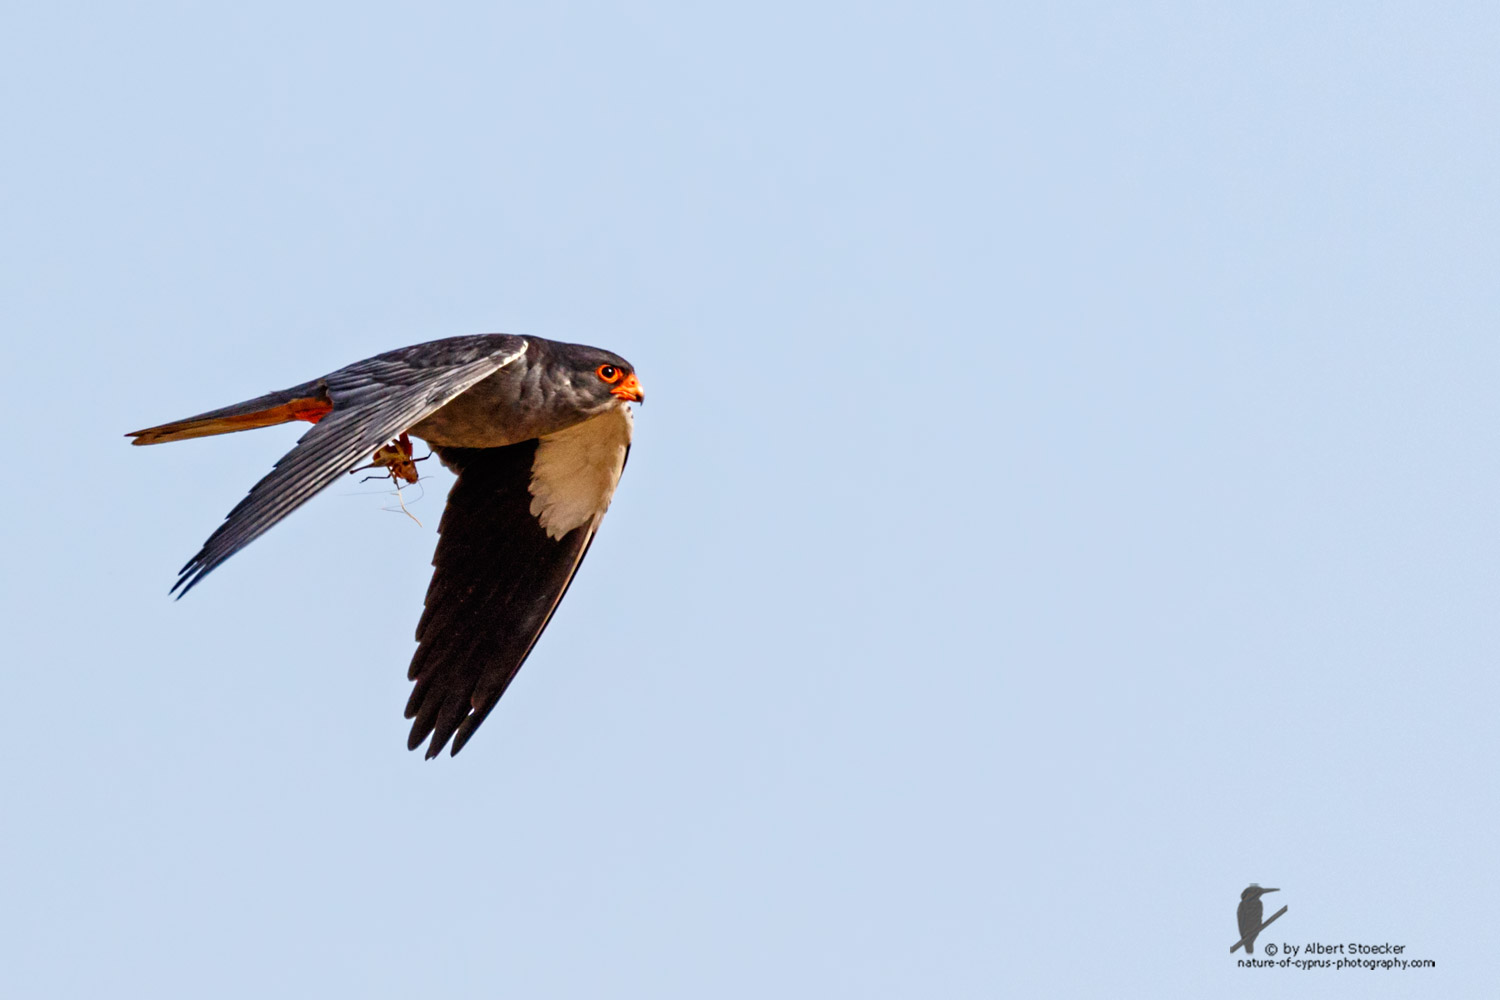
[128,334,643,758]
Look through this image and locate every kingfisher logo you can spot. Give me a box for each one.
[1229,884,1435,971]
[1231,884,1287,953]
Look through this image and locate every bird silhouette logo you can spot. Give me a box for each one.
[1231,884,1288,953]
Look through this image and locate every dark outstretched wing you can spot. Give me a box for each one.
[170,336,528,595]
[404,443,609,758]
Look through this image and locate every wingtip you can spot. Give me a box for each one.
[171,551,216,598]
[450,725,476,756]
[170,570,198,599]
[423,736,449,760]
[407,725,457,760]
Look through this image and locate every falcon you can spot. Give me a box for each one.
[127,334,642,758]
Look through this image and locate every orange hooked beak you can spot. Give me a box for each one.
[610,372,644,403]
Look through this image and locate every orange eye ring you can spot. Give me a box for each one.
[597,364,623,384]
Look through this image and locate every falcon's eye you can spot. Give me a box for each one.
[597,365,622,384]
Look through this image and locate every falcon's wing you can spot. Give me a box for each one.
[406,408,631,757]
[166,336,528,595]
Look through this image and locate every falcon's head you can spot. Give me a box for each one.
[541,341,644,416]
[590,358,644,405]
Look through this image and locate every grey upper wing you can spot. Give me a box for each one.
[172,335,527,596]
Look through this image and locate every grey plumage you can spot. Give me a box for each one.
[163,335,529,596]
[128,333,641,756]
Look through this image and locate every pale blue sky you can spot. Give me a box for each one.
[2,2,1497,996]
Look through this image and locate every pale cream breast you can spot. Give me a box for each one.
[527,405,634,540]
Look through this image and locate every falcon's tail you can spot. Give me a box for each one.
[126,381,333,445]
